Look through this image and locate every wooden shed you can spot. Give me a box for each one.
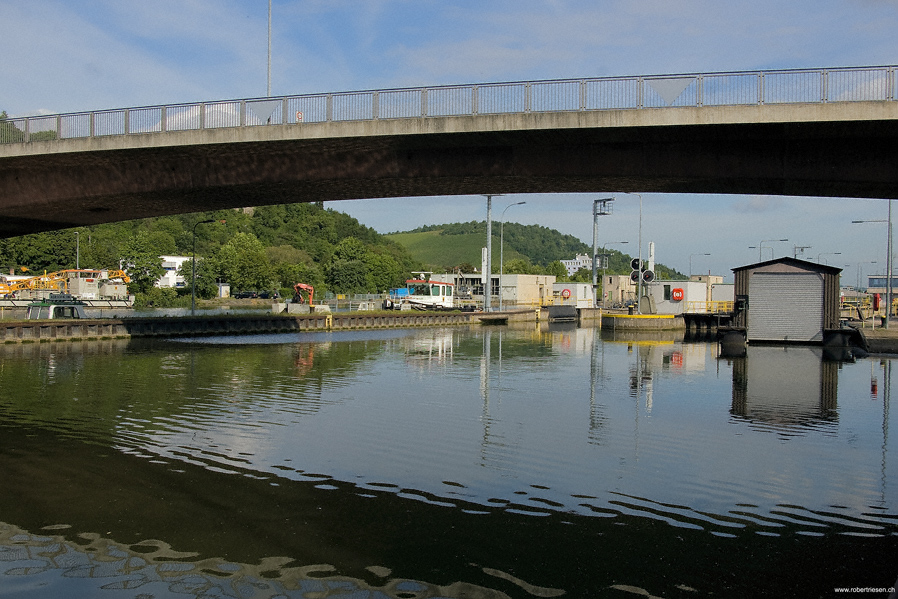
[732,257,842,344]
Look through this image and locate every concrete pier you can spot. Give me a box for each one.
[601,313,686,331]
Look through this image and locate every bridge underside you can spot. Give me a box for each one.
[2,112,898,237]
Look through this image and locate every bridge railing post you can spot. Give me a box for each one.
[421,88,427,117]
[373,91,379,120]
[758,72,764,105]
[326,94,333,122]
[160,106,167,132]
[472,86,478,115]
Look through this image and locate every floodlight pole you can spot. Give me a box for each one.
[592,198,614,308]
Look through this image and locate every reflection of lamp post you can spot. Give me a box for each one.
[499,201,525,311]
[192,219,224,315]
[689,253,710,277]
[853,200,893,329]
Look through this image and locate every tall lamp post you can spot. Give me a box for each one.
[192,219,224,315]
[499,201,525,311]
[817,252,841,264]
[853,199,893,329]
[689,253,710,277]
[483,194,502,312]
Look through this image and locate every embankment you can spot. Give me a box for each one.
[0,311,480,343]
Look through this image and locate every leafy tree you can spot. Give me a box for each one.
[570,267,593,283]
[366,251,405,292]
[177,258,219,300]
[503,258,534,275]
[121,231,165,293]
[545,261,568,279]
[0,111,24,143]
[326,237,370,293]
[215,231,273,291]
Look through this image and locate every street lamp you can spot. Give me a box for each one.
[483,194,503,312]
[817,252,841,264]
[689,253,710,277]
[499,201,525,311]
[267,0,272,96]
[853,199,893,328]
[757,239,788,261]
[192,219,224,315]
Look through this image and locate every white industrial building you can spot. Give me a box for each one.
[643,275,734,315]
[560,254,592,277]
[156,255,191,289]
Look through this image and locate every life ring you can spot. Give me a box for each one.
[561,288,571,299]
[671,288,684,301]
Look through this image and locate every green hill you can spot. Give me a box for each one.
[388,221,685,279]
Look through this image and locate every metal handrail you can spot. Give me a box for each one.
[684,300,734,313]
[2,65,896,145]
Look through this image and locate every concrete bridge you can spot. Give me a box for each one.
[2,65,898,238]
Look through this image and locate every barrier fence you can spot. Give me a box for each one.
[2,65,896,144]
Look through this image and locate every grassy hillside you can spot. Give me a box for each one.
[387,230,526,270]
[389,222,685,279]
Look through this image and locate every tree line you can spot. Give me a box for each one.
[0,203,421,306]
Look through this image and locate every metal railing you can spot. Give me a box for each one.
[2,65,896,145]
[684,300,734,314]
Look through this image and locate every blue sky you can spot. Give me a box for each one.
[2,0,898,281]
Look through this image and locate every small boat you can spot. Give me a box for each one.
[385,275,455,310]
[25,294,89,319]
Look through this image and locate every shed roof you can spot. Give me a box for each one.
[731,256,842,275]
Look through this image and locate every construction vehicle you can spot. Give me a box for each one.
[293,283,314,305]
[0,268,131,300]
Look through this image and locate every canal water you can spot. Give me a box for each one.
[0,324,895,598]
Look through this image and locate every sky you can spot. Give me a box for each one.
[2,0,898,282]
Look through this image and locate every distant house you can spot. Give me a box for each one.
[156,255,191,289]
[560,254,592,277]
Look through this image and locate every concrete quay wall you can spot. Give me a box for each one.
[600,314,686,331]
[0,312,479,343]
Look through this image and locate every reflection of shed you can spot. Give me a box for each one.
[730,346,838,429]
[732,258,841,343]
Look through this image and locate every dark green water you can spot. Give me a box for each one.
[0,325,895,598]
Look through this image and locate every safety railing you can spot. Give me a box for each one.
[2,65,896,145]
[684,301,734,314]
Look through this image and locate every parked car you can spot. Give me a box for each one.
[234,291,258,299]
[258,291,280,299]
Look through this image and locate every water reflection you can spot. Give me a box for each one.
[728,346,839,433]
[0,328,896,597]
